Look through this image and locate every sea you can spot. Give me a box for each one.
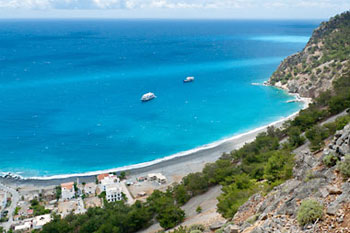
[0,19,320,177]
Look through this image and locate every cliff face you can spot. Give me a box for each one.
[268,11,350,98]
[228,124,350,233]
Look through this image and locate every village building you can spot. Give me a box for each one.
[61,182,75,201]
[98,174,123,202]
[83,182,97,196]
[33,214,52,229]
[147,173,167,184]
[14,221,32,232]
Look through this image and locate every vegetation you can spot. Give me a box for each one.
[196,206,202,214]
[338,154,350,178]
[297,199,323,226]
[30,199,51,216]
[41,13,350,232]
[305,125,330,151]
[168,224,205,233]
[55,186,61,200]
[323,154,338,167]
[270,11,350,85]
[14,206,21,216]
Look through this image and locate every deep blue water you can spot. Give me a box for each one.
[0,20,320,177]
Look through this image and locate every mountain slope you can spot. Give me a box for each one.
[268,11,350,98]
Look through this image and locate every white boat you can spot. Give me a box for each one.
[183,76,195,83]
[141,92,156,102]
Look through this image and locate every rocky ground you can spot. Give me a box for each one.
[216,124,350,233]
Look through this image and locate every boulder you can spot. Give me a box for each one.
[327,204,338,215]
[327,186,342,195]
[209,221,225,231]
[223,224,240,233]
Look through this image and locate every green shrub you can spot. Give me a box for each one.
[338,154,350,178]
[188,224,205,232]
[305,125,330,151]
[297,199,323,226]
[323,154,338,167]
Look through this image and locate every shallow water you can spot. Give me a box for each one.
[0,19,319,177]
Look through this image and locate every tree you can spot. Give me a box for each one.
[287,126,305,147]
[119,171,126,180]
[157,205,185,229]
[182,173,208,196]
[196,206,202,214]
[55,186,61,200]
[263,151,294,183]
[173,184,190,205]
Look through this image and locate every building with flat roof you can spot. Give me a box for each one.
[148,173,167,184]
[33,214,52,229]
[98,174,123,202]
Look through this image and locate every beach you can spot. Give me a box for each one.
[0,94,311,188]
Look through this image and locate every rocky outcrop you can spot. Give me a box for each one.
[225,123,350,233]
[267,11,350,98]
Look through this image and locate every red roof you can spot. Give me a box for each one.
[61,182,74,190]
[97,173,109,182]
[27,209,33,215]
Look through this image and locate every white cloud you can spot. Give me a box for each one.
[0,0,348,13]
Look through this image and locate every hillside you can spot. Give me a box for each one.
[268,11,350,98]
[35,11,350,233]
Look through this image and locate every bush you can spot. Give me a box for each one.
[188,224,205,232]
[305,125,330,151]
[287,126,305,147]
[297,199,323,226]
[323,154,338,167]
[263,150,294,183]
[338,154,350,178]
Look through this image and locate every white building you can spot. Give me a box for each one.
[148,173,167,184]
[98,174,123,202]
[83,182,97,196]
[105,184,123,202]
[14,221,32,232]
[61,182,75,201]
[33,214,52,229]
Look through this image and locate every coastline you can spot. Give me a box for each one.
[0,91,310,187]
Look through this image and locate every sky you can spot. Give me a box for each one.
[0,0,349,19]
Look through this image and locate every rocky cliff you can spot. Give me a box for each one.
[268,11,350,98]
[220,124,350,233]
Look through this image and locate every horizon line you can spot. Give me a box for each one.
[0,17,325,21]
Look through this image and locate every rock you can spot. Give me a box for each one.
[209,221,225,231]
[319,187,329,198]
[327,185,342,195]
[259,213,268,220]
[326,204,338,215]
[250,226,264,233]
[223,224,240,233]
[337,216,344,223]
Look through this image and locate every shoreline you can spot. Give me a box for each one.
[0,91,311,186]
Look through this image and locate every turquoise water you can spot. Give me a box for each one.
[0,20,319,177]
